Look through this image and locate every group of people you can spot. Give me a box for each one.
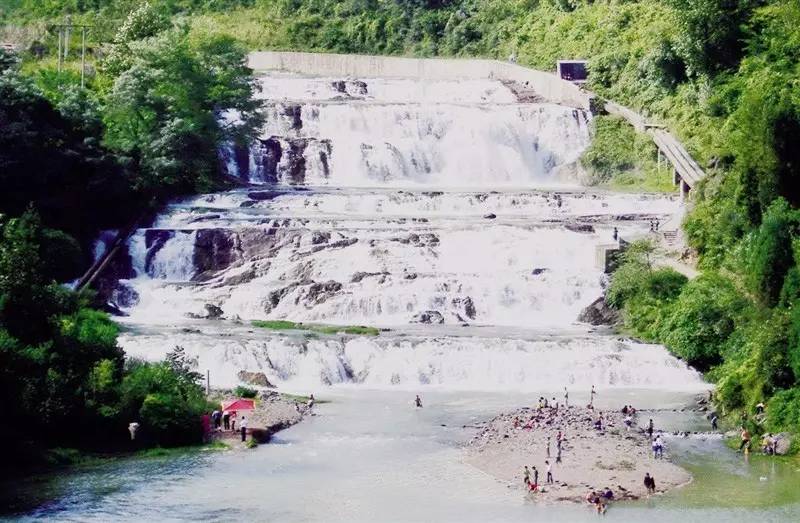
[522,461,555,493]
[651,434,665,459]
[207,409,249,442]
[760,432,781,455]
[585,488,614,514]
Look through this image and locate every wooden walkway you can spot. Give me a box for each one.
[604,101,705,198]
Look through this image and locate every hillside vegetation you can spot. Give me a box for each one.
[2,1,800,440]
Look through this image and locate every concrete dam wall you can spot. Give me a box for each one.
[248,51,593,110]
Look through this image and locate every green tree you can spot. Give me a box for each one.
[660,274,748,370]
[102,26,262,195]
[746,198,798,306]
[668,0,759,76]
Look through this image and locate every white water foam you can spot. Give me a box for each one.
[118,329,706,392]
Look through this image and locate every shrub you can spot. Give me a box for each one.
[746,198,798,306]
[766,388,800,434]
[580,116,638,183]
[659,273,747,370]
[234,386,258,398]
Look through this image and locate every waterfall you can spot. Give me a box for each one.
[224,76,591,186]
[109,72,691,393]
[119,329,706,391]
[129,230,197,281]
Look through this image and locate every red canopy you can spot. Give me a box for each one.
[221,398,255,412]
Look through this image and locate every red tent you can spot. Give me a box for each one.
[222,398,255,413]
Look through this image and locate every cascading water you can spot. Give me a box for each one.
[114,73,702,392]
[221,77,591,186]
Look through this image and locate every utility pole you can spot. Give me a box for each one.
[52,19,93,87]
[81,26,86,88]
[57,26,62,72]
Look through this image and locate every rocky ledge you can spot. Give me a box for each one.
[464,406,690,504]
[211,390,309,446]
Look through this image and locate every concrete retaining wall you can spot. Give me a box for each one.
[248,51,593,110]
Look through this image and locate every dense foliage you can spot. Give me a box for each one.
[0,3,261,468]
[580,115,672,191]
[0,212,213,469]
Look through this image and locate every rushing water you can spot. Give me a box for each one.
[7,75,800,521]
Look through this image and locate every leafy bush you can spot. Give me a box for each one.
[234,386,258,398]
[766,388,800,434]
[580,115,670,191]
[746,198,798,306]
[660,274,748,370]
[120,347,212,447]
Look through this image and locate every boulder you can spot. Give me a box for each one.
[306,280,343,303]
[566,223,595,233]
[220,266,258,287]
[248,190,287,201]
[237,370,275,388]
[452,296,476,319]
[204,303,224,319]
[311,231,331,245]
[531,268,548,276]
[111,281,140,309]
[193,229,239,278]
[350,80,368,95]
[774,432,792,455]
[283,104,303,130]
[412,310,445,324]
[351,271,387,283]
[577,296,619,326]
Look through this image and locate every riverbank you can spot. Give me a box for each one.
[209,390,311,447]
[464,406,691,503]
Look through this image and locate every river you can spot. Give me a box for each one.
[4,74,800,521]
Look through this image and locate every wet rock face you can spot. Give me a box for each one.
[283,104,303,131]
[311,231,331,245]
[306,280,343,303]
[578,296,619,326]
[237,370,275,388]
[566,223,595,233]
[194,229,239,279]
[250,137,331,184]
[144,230,172,274]
[111,281,140,309]
[186,303,225,320]
[351,271,388,283]
[205,303,224,319]
[248,190,287,201]
[266,283,300,313]
[451,296,476,319]
[349,80,368,95]
[331,79,368,96]
[285,139,307,184]
[412,310,445,324]
[254,137,283,183]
